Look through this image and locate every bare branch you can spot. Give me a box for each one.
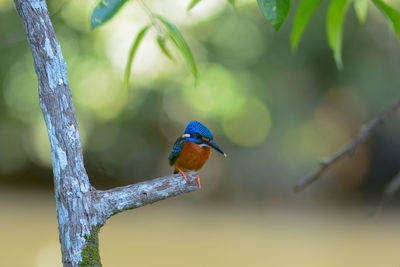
[294,98,400,192]
[95,171,199,221]
[383,171,400,201]
[373,170,400,216]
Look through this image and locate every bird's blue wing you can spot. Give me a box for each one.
[169,136,187,166]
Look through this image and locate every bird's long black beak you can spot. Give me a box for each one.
[208,140,227,157]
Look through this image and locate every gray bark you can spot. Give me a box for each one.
[14,0,199,266]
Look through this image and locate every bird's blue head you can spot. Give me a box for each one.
[185,121,213,140]
[184,121,226,156]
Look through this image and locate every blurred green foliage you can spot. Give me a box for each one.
[91,0,400,73]
[373,0,400,39]
[291,0,322,52]
[0,0,399,205]
[326,0,351,69]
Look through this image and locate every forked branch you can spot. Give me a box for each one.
[14,0,199,266]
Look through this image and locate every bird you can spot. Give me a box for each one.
[169,121,226,188]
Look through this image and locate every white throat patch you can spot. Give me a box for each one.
[199,143,210,147]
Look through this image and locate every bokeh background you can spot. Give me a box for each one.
[1,0,400,266]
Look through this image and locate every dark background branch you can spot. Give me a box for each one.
[294,98,400,192]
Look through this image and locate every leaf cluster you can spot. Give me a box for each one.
[289,0,400,68]
[90,0,400,86]
[91,0,198,89]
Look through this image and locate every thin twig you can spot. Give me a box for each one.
[294,98,400,192]
[139,0,163,34]
[373,170,400,217]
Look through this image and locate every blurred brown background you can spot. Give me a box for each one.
[0,0,400,266]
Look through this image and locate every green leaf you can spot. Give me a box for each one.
[326,0,351,69]
[156,35,174,61]
[354,0,368,24]
[291,0,322,53]
[91,0,129,30]
[257,0,291,31]
[228,0,236,7]
[187,0,202,11]
[124,25,151,90]
[373,0,400,39]
[155,15,198,83]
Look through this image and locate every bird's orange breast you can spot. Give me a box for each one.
[174,141,211,172]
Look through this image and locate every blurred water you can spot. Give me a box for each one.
[1,188,400,267]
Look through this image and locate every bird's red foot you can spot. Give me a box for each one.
[196,175,201,189]
[177,168,187,181]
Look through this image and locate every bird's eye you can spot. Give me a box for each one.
[196,133,201,139]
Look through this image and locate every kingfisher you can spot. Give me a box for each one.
[169,121,226,188]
